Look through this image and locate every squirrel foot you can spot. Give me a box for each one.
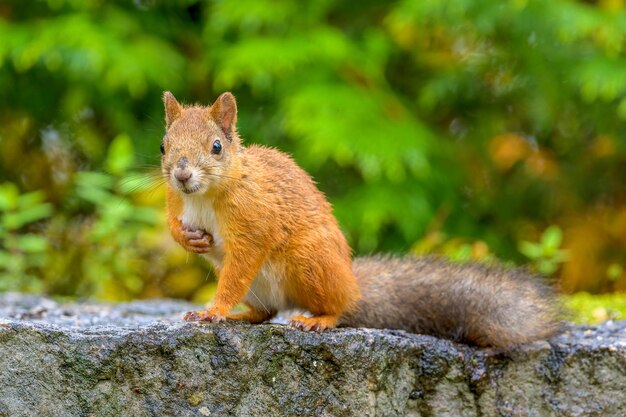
[289,314,338,332]
[183,306,225,323]
[180,225,213,254]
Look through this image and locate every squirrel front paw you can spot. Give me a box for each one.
[178,225,213,253]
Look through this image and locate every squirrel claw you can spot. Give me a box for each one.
[183,311,200,321]
[188,237,212,245]
[203,314,225,323]
[183,310,225,323]
[289,319,324,332]
[289,315,336,332]
[290,320,305,331]
[184,231,204,240]
[187,237,213,252]
[182,228,207,240]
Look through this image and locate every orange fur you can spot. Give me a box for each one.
[159,92,562,348]
[161,92,360,330]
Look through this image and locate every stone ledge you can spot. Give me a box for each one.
[0,293,625,417]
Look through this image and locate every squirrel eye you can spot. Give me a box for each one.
[160,142,165,155]
[212,139,222,155]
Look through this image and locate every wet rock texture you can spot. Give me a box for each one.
[0,293,625,417]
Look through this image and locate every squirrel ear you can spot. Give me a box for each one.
[163,91,182,129]
[209,92,237,142]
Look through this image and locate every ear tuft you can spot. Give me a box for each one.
[209,92,238,141]
[163,91,182,128]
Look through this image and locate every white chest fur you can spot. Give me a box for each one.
[180,195,224,267]
[180,194,289,312]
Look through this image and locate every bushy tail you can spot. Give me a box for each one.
[339,256,562,349]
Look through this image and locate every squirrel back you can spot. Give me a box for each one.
[342,256,561,348]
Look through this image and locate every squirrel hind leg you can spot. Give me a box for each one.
[289,314,339,332]
[227,303,276,324]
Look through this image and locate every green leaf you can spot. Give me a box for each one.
[16,190,47,209]
[0,183,19,211]
[519,241,543,260]
[16,234,48,253]
[75,171,115,190]
[541,226,563,251]
[537,260,557,275]
[76,186,114,206]
[105,134,135,175]
[2,204,52,230]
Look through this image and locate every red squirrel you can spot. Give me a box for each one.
[161,91,561,348]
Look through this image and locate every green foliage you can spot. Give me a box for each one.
[0,137,177,300]
[1,0,626,300]
[519,226,569,275]
[0,183,52,291]
[62,170,160,298]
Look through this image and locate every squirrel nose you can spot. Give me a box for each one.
[174,168,192,183]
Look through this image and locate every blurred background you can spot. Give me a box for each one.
[1,0,625,322]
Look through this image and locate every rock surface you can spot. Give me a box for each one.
[0,293,625,417]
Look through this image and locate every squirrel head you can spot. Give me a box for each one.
[161,91,240,195]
